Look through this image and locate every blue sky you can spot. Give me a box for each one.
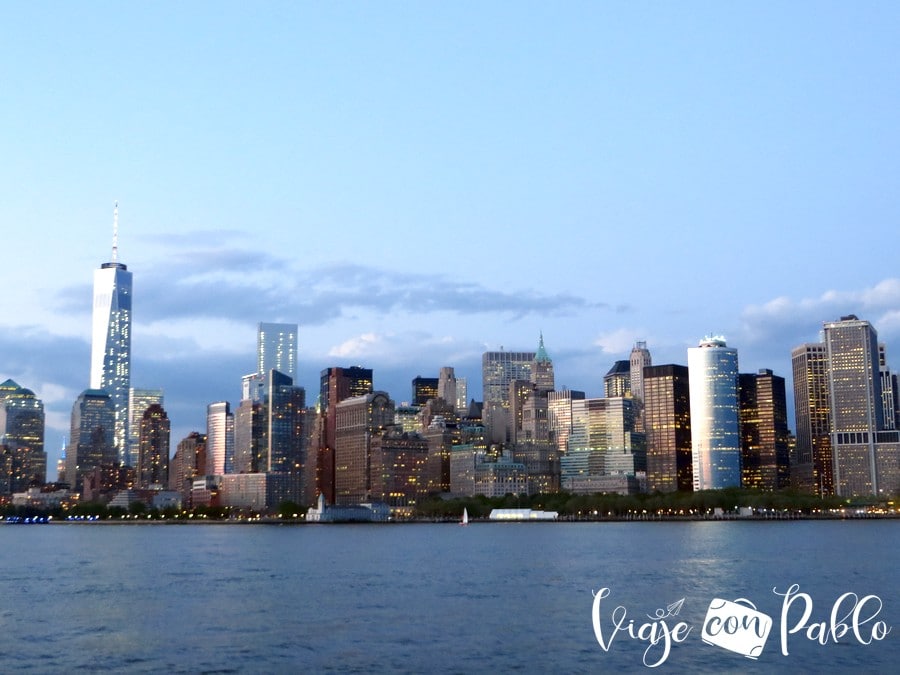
[3,2,900,474]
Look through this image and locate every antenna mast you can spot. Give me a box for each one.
[112,201,119,263]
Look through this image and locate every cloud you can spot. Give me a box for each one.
[593,328,646,355]
[328,332,382,359]
[739,278,900,348]
[55,244,609,329]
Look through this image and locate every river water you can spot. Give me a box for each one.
[0,520,896,673]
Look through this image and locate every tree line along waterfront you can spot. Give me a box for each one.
[3,488,896,523]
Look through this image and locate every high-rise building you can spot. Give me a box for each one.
[66,389,116,492]
[128,388,163,469]
[455,377,468,416]
[629,342,652,404]
[234,399,265,474]
[411,376,439,406]
[137,403,170,488]
[688,336,741,490]
[629,341,652,433]
[169,432,206,504]
[206,402,235,476]
[482,347,536,443]
[643,364,692,493]
[437,367,457,409]
[791,343,833,495]
[0,379,46,492]
[878,344,897,431]
[562,397,646,493]
[824,316,887,495]
[258,322,298,382]
[265,370,305,474]
[369,427,429,513]
[316,366,374,503]
[333,392,394,504]
[547,389,586,455]
[739,369,790,491]
[90,203,132,463]
[604,361,631,398]
[532,334,555,394]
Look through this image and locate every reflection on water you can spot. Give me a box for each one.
[0,521,896,673]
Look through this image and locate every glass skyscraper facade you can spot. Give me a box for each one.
[90,206,132,464]
[258,322,298,382]
[688,336,741,490]
[66,389,116,491]
[0,379,46,492]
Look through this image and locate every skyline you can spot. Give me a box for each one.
[3,3,900,475]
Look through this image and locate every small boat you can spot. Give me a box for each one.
[460,508,469,526]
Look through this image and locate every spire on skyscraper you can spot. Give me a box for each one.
[535,332,551,363]
[111,201,119,264]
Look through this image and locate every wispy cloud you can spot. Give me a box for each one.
[54,244,608,327]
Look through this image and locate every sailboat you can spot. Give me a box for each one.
[460,507,469,526]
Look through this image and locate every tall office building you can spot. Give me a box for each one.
[824,316,887,495]
[0,379,46,492]
[792,343,833,495]
[878,344,897,431]
[206,402,235,476]
[547,389,586,455]
[90,203,132,463]
[169,432,206,504]
[128,388,163,469]
[411,376,439,406]
[438,367,457,409]
[562,397,646,493]
[333,392,394,504]
[643,364,692,493]
[629,342,652,404]
[604,361,631,398]
[265,370,305,474]
[234,399,265,474]
[482,350,535,405]
[482,348,536,443]
[316,366,374,503]
[532,334,555,394]
[688,336,741,490]
[66,389,116,492]
[739,369,790,491]
[258,323,298,382]
[137,403,170,488]
[629,341,652,433]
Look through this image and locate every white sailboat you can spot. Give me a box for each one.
[460,507,469,526]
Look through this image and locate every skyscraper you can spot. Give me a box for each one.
[629,341,652,433]
[90,203,132,463]
[333,391,394,504]
[137,403,170,488]
[316,366,374,502]
[688,336,741,490]
[437,367,457,409]
[206,402,235,476]
[532,334,555,394]
[128,388,163,469]
[629,341,652,404]
[792,343,832,495]
[0,379,46,492]
[739,369,790,491]
[411,376,439,406]
[604,361,631,398]
[643,364,692,493]
[824,316,883,495]
[258,322,298,382]
[482,349,535,443]
[66,389,116,492]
